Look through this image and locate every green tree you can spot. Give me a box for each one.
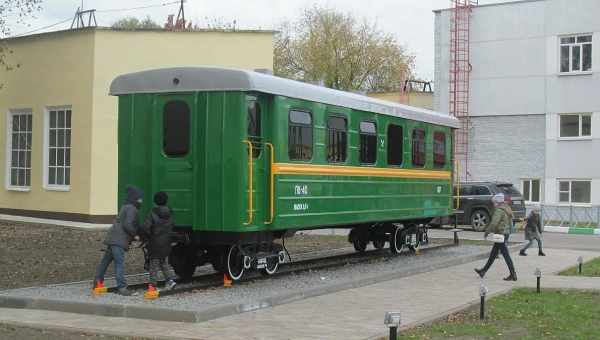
[275,6,414,92]
[112,16,161,30]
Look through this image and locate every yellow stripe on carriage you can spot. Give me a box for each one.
[272,163,451,179]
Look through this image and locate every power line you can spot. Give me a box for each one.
[9,1,183,38]
[11,18,72,37]
[96,1,182,13]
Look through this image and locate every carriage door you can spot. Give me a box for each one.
[153,95,196,227]
[246,95,269,226]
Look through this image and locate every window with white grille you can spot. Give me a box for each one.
[6,110,32,189]
[559,113,591,138]
[558,180,591,204]
[560,35,592,73]
[522,179,541,203]
[45,107,71,189]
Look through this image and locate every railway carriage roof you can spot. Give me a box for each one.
[109,67,459,128]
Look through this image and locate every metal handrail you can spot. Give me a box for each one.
[242,140,253,225]
[454,158,461,209]
[265,142,275,224]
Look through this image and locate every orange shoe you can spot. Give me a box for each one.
[144,284,159,299]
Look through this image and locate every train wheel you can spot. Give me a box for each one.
[260,257,279,276]
[353,239,368,253]
[372,240,385,250]
[169,245,196,280]
[389,226,405,254]
[227,245,245,281]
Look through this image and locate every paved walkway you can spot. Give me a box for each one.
[1,248,599,340]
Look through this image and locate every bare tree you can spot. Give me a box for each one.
[275,6,414,92]
[1,0,43,87]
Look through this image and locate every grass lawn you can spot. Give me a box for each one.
[398,288,600,339]
[559,256,600,277]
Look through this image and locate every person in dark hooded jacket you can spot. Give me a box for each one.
[141,191,177,292]
[93,186,144,296]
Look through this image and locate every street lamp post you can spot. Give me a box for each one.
[384,312,401,340]
[479,283,488,320]
[535,268,542,294]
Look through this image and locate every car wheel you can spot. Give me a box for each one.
[471,210,490,232]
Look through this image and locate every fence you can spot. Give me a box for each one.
[538,204,600,228]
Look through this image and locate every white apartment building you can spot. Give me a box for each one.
[434,0,600,208]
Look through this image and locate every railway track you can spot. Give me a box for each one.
[105,241,457,297]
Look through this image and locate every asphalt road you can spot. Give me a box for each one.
[429,228,600,252]
[305,227,599,252]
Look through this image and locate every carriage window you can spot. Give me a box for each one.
[360,121,377,164]
[289,110,313,160]
[387,124,403,166]
[163,100,190,157]
[433,132,446,168]
[247,99,261,158]
[412,129,426,167]
[327,115,347,163]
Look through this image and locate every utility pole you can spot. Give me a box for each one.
[175,0,186,29]
[71,0,97,29]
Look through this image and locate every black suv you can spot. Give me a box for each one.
[449,182,526,231]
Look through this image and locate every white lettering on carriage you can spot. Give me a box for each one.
[293,203,309,211]
[294,185,309,196]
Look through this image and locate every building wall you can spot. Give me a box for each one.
[0,30,95,218]
[467,114,546,191]
[0,28,274,222]
[434,0,600,205]
[89,29,274,216]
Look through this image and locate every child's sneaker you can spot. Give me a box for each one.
[117,287,138,296]
[165,280,177,291]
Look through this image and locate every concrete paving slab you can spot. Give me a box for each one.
[0,248,598,340]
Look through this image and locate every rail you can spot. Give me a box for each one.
[265,142,275,224]
[242,140,254,225]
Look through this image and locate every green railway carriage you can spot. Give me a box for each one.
[109,67,459,280]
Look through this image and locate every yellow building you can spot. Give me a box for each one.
[0,27,274,223]
[368,81,434,111]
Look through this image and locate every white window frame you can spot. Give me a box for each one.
[43,106,71,192]
[5,109,33,192]
[521,178,541,204]
[557,179,592,206]
[559,34,593,75]
[558,113,592,140]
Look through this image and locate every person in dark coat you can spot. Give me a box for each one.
[520,209,545,256]
[475,193,518,281]
[141,192,177,292]
[93,186,144,296]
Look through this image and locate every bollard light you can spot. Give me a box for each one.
[577,256,584,275]
[479,284,488,320]
[384,312,401,340]
[534,268,542,294]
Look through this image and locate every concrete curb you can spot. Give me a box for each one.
[543,225,600,235]
[0,244,518,324]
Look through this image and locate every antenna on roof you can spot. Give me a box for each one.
[71,1,97,29]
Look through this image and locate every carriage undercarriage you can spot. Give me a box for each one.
[168,221,431,281]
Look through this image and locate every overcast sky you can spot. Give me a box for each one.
[8,0,511,80]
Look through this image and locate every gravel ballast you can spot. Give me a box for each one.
[0,221,348,290]
[0,243,491,321]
